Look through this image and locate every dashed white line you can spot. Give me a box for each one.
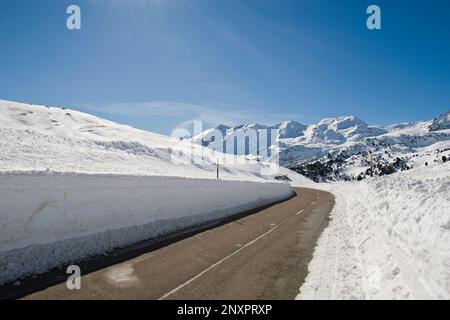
[159,196,320,300]
[158,216,292,300]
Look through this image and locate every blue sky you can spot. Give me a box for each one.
[1,0,449,134]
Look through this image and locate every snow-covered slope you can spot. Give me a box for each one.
[296,163,450,299]
[0,100,296,285]
[0,100,283,180]
[305,116,387,143]
[429,110,450,131]
[276,120,308,140]
[291,116,450,182]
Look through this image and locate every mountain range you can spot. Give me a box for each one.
[192,111,450,181]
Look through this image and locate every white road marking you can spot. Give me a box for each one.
[159,216,293,300]
[159,195,320,300]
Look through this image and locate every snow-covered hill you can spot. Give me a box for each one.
[0,100,283,180]
[193,111,450,182]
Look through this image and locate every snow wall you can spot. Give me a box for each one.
[0,172,293,285]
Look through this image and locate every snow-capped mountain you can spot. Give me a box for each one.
[276,120,308,140]
[306,116,387,144]
[193,112,450,182]
[429,110,450,131]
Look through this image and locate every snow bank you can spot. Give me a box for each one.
[0,171,292,285]
[297,163,450,299]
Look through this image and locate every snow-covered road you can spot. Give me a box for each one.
[6,187,333,300]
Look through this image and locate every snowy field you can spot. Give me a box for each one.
[0,100,294,285]
[296,162,450,299]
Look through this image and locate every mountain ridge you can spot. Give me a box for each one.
[192,110,450,181]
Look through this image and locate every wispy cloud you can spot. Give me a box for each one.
[82,101,309,131]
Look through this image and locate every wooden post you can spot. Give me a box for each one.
[216,158,219,180]
[368,152,374,177]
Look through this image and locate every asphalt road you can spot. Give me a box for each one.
[18,187,334,300]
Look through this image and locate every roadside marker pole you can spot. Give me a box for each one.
[217,159,219,180]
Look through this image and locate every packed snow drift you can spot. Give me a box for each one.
[0,172,291,285]
[296,162,450,299]
[0,100,294,285]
